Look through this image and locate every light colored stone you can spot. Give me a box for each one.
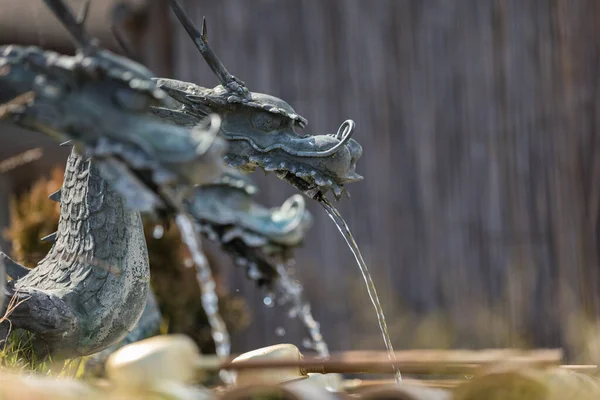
[0,372,99,400]
[106,334,202,390]
[232,343,307,387]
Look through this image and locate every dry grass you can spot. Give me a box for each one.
[0,293,86,379]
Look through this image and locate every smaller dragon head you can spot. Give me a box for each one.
[0,0,227,214]
[186,169,312,286]
[153,0,363,200]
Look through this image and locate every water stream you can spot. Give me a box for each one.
[318,196,402,385]
[274,263,330,358]
[175,213,234,384]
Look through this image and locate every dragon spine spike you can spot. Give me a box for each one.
[41,232,58,243]
[49,188,61,203]
[168,0,242,92]
[42,0,95,53]
[202,17,208,41]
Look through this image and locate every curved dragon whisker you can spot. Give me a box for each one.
[276,194,307,233]
[223,119,356,158]
[336,119,355,141]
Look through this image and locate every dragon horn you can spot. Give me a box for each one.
[167,0,242,90]
[42,0,95,53]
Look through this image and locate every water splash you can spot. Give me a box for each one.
[263,294,275,308]
[318,197,402,385]
[274,263,330,358]
[174,213,234,384]
[152,224,164,239]
[302,338,313,349]
[275,327,286,336]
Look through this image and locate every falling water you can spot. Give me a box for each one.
[274,263,330,358]
[174,213,234,384]
[318,197,402,385]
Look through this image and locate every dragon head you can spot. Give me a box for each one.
[0,0,227,214]
[186,169,312,285]
[152,0,363,200]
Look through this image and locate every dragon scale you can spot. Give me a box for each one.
[3,147,150,358]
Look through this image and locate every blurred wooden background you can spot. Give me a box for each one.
[1,0,600,361]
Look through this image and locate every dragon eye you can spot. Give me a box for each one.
[112,88,150,112]
[250,111,285,132]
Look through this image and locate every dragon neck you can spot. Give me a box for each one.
[55,147,129,263]
[17,147,150,292]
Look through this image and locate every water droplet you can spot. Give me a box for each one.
[248,263,262,280]
[287,307,299,318]
[152,225,164,239]
[275,327,286,336]
[184,258,193,268]
[263,296,273,307]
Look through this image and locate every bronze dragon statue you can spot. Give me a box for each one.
[0,0,358,364]
[154,0,364,202]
